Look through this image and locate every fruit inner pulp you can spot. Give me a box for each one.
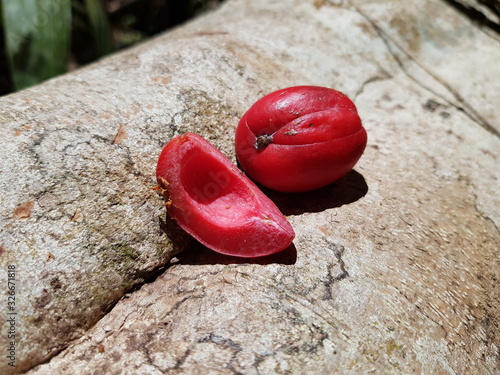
[180,151,256,226]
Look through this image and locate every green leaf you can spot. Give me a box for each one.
[84,0,114,56]
[2,0,71,90]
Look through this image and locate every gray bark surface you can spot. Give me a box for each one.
[0,0,498,374]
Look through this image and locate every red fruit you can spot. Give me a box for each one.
[235,86,367,192]
[156,132,295,258]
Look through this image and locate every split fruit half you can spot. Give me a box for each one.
[156,132,295,257]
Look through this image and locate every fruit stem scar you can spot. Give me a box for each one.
[255,134,274,150]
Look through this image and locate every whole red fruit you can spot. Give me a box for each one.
[235,86,367,192]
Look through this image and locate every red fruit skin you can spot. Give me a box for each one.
[156,132,295,258]
[235,86,367,192]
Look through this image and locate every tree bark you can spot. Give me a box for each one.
[0,0,498,374]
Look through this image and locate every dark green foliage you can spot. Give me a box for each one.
[0,0,224,94]
[2,0,72,91]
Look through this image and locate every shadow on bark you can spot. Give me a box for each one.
[177,241,297,265]
[263,169,368,216]
[442,0,500,35]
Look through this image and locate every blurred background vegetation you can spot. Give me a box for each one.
[2,0,496,98]
[0,0,224,96]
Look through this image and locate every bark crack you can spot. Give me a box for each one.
[354,73,392,101]
[349,0,500,138]
[332,244,350,281]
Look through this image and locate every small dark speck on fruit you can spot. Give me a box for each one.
[255,134,274,150]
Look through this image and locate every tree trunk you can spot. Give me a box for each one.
[0,0,498,374]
